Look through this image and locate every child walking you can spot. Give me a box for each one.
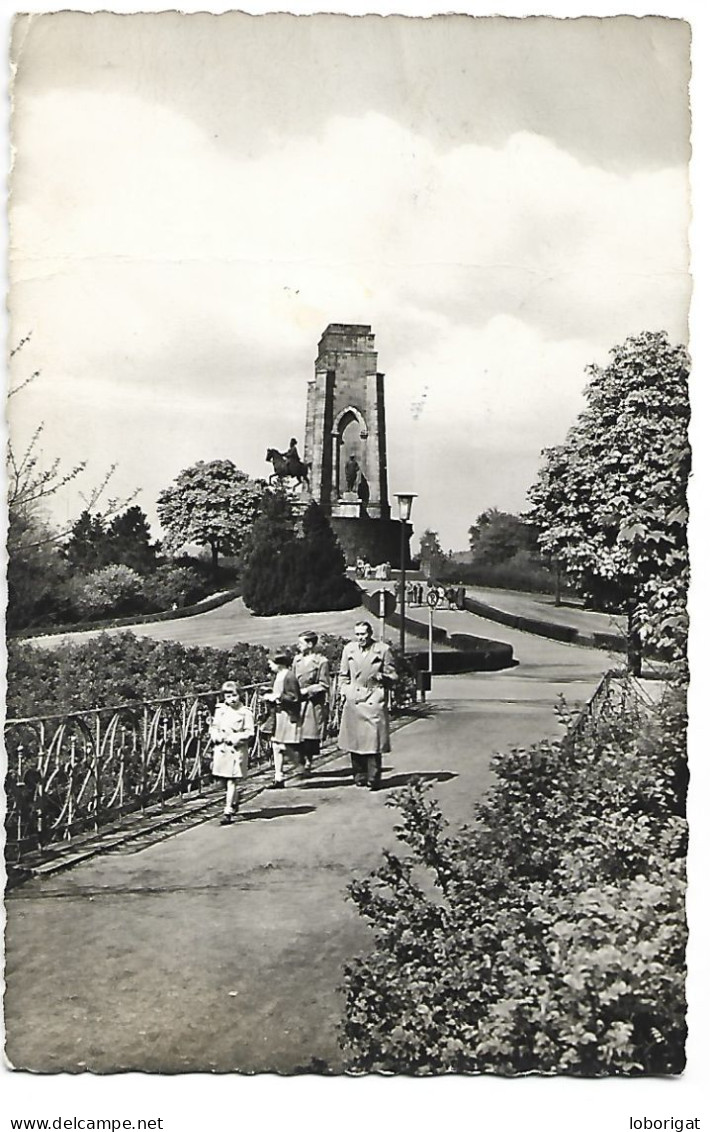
[209,681,255,825]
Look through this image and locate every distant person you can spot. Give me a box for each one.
[292,632,330,774]
[338,621,396,791]
[283,437,301,477]
[263,651,302,789]
[209,682,255,825]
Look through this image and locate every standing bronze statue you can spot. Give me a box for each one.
[344,453,360,493]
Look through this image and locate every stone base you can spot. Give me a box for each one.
[331,501,361,519]
[329,515,413,569]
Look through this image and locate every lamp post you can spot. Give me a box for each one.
[394,492,417,657]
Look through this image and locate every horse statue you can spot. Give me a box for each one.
[266,447,311,491]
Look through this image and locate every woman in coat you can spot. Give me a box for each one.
[292,631,330,774]
[338,621,397,790]
[262,651,302,789]
[209,681,255,824]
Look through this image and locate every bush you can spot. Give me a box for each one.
[5,630,360,720]
[440,551,575,596]
[341,680,687,1075]
[5,632,273,718]
[141,563,209,611]
[7,518,74,631]
[242,497,360,615]
[67,564,146,620]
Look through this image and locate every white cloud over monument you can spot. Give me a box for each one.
[9,15,690,548]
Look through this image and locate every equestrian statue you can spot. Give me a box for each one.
[266,437,311,491]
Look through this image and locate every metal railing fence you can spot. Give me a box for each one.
[4,672,416,862]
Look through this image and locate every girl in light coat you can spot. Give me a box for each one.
[209,682,255,824]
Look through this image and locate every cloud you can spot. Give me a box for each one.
[9,87,690,547]
[12,13,691,173]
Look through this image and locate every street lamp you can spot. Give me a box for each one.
[394,492,417,657]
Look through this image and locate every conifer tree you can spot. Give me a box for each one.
[241,498,360,615]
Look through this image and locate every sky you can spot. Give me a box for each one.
[2,2,709,1128]
[8,12,691,550]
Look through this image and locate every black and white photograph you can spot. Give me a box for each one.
[3,0,707,1126]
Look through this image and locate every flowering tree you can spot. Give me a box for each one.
[157,460,267,576]
[527,332,690,674]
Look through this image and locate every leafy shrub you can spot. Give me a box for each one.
[67,564,146,620]
[141,563,209,611]
[6,632,272,718]
[341,680,687,1075]
[7,516,74,631]
[440,551,574,596]
[5,630,356,719]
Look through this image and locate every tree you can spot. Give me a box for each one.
[240,492,298,615]
[241,497,360,615]
[6,335,138,629]
[6,513,72,631]
[527,332,690,674]
[64,510,109,574]
[156,461,267,577]
[468,508,538,566]
[418,529,447,578]
[105,505,156,574]
[296,501,361,612]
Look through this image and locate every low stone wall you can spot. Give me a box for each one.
[12,588,242,642]
[461,594,626,653]
[359,589,516,672]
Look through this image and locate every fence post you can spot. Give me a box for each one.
[93,713,102,832]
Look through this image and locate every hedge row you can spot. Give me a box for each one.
[10,589,241,642]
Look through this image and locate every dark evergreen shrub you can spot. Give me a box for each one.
[242,497,360,615]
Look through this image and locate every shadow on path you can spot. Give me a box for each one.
[244,805,316,821]
[381,770,458,790]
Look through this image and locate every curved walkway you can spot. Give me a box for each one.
[4,629,609,1074]
[466,585,626,639]
[27,596,426,652]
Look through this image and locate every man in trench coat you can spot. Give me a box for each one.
[338,621,397,790]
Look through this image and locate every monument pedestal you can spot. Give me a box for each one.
[329,515,413,569]
[331,492,361,519]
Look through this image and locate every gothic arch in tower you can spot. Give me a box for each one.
[332,406,368,496]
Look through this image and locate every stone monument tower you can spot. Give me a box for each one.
[303,323,409,566]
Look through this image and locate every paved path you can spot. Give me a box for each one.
[465,585,626,639]
[4,629,609,1075]
[27,595,425,652]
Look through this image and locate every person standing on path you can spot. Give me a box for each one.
[338,621,396,791]
[209,682,255,825]
[263,651,302,790]
[292,631,330,775]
